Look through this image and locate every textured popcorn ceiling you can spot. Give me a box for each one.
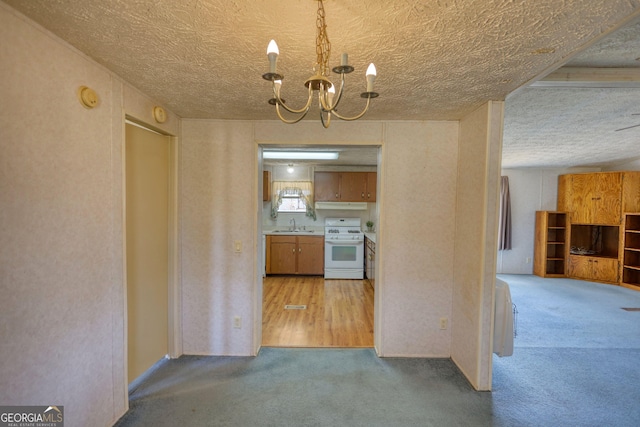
[4,0,640,167]
[503,15,640,168]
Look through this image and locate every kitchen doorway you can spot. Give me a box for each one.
[259,144,381,348]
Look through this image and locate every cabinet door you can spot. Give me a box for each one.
[366,172,377,202]
[591,257,619,283]
[622,172,640,214]
[269,236,297,274]
[297,236,324,275]
[340,172,367,201]
[568,255,592,280]
[314,172,340,201]
[570,174,596,223]
[593,173,622,224]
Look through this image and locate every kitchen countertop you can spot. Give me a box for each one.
[263,227,324,236]
[364,231,376,243]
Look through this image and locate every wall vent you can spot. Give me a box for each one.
[285,305,307,310]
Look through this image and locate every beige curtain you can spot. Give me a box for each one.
[270,181,316,220]
[498,176,512,250]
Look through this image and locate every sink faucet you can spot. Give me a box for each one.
[290,218,296,231]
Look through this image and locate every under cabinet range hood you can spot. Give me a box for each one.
[314,202,368,210]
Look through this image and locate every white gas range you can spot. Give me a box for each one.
[324,218,365,279]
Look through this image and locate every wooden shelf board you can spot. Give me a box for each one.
[625,230,640,234]
[547,257,565,261]
[624,248,640,252]
[547,241,565,244]
[621,282,640,291]
[623,265,640,271]
[548,226,566,230]
[544,273,566,277]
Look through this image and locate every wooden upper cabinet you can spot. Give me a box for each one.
[263,170,271,202]
[314,171,377,203]
[340,172,367,201]
[559,172,625,224]
[366,172,377,202]
[314,172,341,201]
[622,172,640,214]
[594,173,622,224]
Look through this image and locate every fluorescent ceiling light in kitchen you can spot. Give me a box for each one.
[263,151,339,160]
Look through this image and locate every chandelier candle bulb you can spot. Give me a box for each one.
[267,40,279,74]
[366,63,377,92]
[327,85,335,104]
[341,53,348,66]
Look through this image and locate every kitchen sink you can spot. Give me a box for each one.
[272,229,315,233]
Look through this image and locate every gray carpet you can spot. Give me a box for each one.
[115,275,640,426]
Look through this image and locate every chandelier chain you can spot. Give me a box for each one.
[316,0,331,76]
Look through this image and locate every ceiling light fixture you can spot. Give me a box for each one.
[262,0,378,128]
[263,151,339,160]
[287,164,295,174]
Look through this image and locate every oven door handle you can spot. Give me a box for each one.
[326,240,364,246]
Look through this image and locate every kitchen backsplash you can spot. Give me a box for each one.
[262,203,376,229]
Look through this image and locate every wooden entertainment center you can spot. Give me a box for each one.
[534,171,640,291]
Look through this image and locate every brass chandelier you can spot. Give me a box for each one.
[262,0,378,128]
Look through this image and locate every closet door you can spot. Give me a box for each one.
[126,123,169,383]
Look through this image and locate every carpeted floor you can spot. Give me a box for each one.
[115,275,640,426]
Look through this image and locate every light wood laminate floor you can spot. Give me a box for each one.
[262,276,374,347]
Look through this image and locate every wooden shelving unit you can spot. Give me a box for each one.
[534,211,567,278]
[622,213,640,291]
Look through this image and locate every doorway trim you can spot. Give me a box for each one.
[255,141,383,354]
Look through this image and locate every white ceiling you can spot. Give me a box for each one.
[4,0,640,168]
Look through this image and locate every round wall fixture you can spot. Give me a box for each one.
[78,86,98,109]
[153,106,167,123]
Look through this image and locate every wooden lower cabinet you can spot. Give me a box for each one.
[266,235,324,275]
[567,255,619,283]
[297,236,324,275]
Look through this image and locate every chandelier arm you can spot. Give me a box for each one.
[318,86,332,112]
[317,75,346,112]
[272,83,315,114]
[320,110,331,128]
[331,73,346,109]
[331,96,372,121]
[275,102,311,124]
[273,83,313,114]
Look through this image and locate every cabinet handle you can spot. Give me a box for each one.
[299,248,302,252]
[362,192,365,198]
[335,193,339,198]
[367,193,371,198]
[292,249,295,253]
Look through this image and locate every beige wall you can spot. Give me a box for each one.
[0,4,178,426]
[180,120,464,358]
[451,101,504,390]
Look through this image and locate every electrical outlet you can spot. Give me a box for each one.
[233,316,242,329]
[234,240,242,253]
[440,317,448,330]
[526,257,531,264]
